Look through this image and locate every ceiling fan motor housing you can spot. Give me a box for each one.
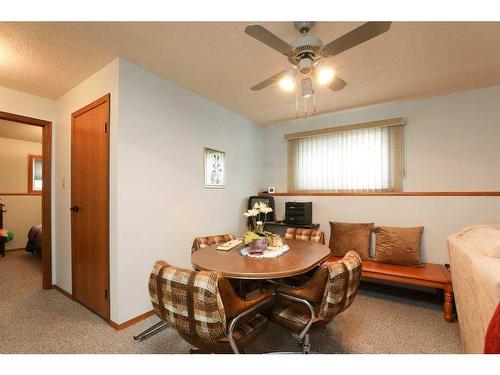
[288,35,324,67]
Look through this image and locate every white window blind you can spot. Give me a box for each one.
[286,118,405,193]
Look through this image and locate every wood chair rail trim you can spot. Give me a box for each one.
[262,191,500,197]
[0,193,42,196]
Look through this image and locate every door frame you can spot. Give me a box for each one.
[0,111,52,290]
[70,94,110,320]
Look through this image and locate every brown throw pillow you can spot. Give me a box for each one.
[329,221,374,259]
[374,226,424,266]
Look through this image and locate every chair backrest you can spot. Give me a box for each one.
[317,251,362,322]
[284,228,325,244]
[191,234,236,254]
[148,260,227,341]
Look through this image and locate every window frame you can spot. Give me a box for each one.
[27,153,43,194]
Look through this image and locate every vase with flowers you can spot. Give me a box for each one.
[243,202,281,254]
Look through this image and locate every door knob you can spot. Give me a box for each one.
[70,206,79,212]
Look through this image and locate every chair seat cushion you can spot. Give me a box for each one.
[220,313,268,342]
[179,313,268,353]
[267,304,318,334]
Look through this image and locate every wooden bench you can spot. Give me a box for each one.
[329,256,454,322]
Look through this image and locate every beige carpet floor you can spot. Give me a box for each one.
[0,250,463,354]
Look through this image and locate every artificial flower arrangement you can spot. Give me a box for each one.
[243,202,283,254]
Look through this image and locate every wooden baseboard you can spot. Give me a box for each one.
[109,309,156,330]
[6,247,25,252]
[52,284,155,330]
[52,284,73,299]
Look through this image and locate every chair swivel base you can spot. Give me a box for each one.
[266,334,311,354]
[188,348,246,354]
[133,321,169,342]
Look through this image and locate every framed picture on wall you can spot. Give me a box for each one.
[204,147,226,189]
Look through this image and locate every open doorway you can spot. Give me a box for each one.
[0,111,52,290]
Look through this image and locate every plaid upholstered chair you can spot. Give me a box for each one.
[281,228,326,285]
[267,251,362,353]
[134,234,237,343]
[148,260,273,353]
[284,228,325,244]
[191,233,236,254]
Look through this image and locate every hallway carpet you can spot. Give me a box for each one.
[0,250,462,354]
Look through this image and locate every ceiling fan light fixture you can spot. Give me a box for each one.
[301,77,314,98]
[317,68,335,85]
[298,57,313,74]
[279,76,295,92]
[245,21,392,118]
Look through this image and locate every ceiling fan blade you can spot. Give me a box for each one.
[323,22,392,57]
[250,70,288,91]
[328,75,347,91]
[245,25,293,55]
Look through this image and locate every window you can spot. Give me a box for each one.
[286,118,405,193]
[28,154,43,194]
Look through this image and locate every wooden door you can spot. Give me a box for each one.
[71,94,110,320]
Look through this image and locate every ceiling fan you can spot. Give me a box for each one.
[245,21,392,116]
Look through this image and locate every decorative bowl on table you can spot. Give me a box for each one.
[249,237,267,254]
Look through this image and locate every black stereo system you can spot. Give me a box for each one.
[285,201,312,225]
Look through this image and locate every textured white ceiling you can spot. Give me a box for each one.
[0,119,42,143]
[1,22,500,124]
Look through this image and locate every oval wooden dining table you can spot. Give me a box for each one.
[191,238,331,280]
